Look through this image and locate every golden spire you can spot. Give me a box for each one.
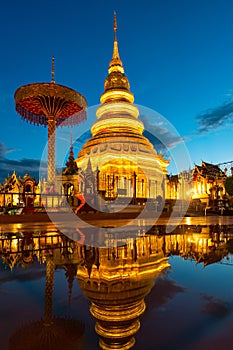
[51,56,55,83]
[114,10,117,34]
[112,11,120,60]
[98,11,135,107]
[109,11,123,73]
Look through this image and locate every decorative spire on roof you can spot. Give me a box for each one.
[86,158,93,173]
[51,56,55,84]
[69,130,74,159]
[62,132,78,175]
[65,264,78,314]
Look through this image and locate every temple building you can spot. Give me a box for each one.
[0,172,40,211]
[76,13,169,204]
[0,159,230,213]
[166,170,193,201]
[192,161,227,205]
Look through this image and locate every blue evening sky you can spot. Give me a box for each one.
[1,0,233,179]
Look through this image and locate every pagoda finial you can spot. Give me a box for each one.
[99,11,133,103]
[109,11,123,71]
[51,56,55,83]
[113,11,117,42]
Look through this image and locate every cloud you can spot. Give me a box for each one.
[144,276,185,313]
[0,142,15,159]
[0,263,45,284]
[0,139,51,182]
[140,114,186,150]
[0,142,47,183]
[201,294,230,319]
[0,158,48,182]
[197,99,233,133]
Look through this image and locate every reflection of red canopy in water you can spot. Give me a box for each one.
[9,253,84,350]
[14,57,87,184]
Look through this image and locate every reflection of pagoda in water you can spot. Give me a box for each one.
[77,235,170,349]
[76,13,169,203]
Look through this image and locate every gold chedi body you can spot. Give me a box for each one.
[77,13,169,201]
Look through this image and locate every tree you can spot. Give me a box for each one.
[224,177,233,196]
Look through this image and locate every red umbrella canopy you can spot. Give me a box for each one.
[14,83,87,127]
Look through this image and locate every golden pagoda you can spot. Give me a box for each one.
[76,13,169,203]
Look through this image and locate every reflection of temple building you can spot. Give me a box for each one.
[76,14,169,203]
[162,225,229,266]
[0,226,231,272]
[0,231,85,350]
[77,236,170,349]
[1,225,233,349]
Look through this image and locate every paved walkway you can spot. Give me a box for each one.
[1,213,233,234]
